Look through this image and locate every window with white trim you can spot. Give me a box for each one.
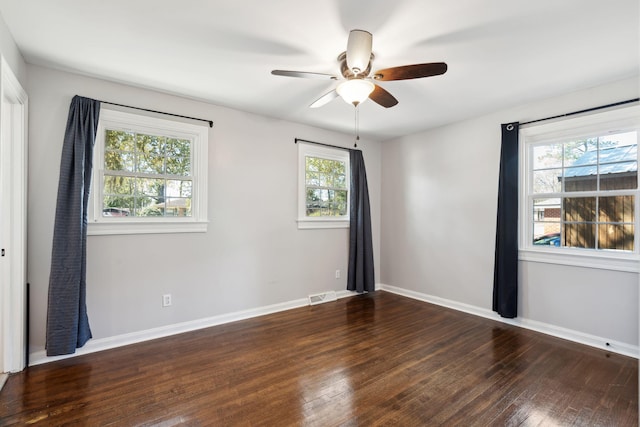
[297,142,350,229]
[89,109,208,235]
[520,105,640,271]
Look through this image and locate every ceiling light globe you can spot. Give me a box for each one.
[336,79,375,106]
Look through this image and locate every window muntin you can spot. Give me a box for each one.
[90,109,208,235]
[297,143,350,229]
[520,105,640,270]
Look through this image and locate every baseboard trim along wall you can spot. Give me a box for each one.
[30,285,637,365]
[379,284,639,359]
[29,290,359,366]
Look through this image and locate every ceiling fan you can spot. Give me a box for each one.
[271,29,447,109]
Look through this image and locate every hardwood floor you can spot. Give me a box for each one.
[1,291,637,426]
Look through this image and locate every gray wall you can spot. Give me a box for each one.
[26,65,381,353]
[381,77,639,348]
[21,58,640,356]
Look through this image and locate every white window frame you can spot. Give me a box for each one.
[519,105,640,272]
[297,142,350,229]
[89,108,208,235]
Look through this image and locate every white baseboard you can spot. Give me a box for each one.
[29,290,362,367]
[32,285,634,366]
[379,284,639,359]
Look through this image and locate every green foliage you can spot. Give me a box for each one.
[102,130,192,217]
[305,156,348,216]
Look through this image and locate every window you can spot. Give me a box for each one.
[520,105,640,271]
[297,142,350,229]
[89,109,208,235]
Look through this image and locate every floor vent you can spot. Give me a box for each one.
[308,291,337,306]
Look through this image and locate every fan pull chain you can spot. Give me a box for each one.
[354,106,360,148]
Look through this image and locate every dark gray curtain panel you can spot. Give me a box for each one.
[347,149,375,293]
[46,96,101,356]
[493,122,519,319]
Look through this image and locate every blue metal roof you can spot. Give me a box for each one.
[564,144,637,178]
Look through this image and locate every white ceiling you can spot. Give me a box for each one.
[0,0,638,140]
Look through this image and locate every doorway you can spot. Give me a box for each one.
[0,56,28,374]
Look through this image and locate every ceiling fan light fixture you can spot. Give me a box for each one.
[336,79,375,106]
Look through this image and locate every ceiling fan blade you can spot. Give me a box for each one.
[310,90,339,108]
[346,30,372,75]
[271,70,337,80]
[373,62,447,81]
[369,84,398,108]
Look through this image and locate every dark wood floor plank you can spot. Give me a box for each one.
[1,291,637,426]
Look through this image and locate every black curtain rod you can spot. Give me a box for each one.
[520,98,639,126]
[295,138,353,151]
[99,100,214,128]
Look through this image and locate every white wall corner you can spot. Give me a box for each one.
[379,284,639,359]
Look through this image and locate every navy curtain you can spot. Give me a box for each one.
[347,149,375,293]
[46,96,101,356]
[493,122,519,318]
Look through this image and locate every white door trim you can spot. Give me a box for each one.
[0,56,28,373]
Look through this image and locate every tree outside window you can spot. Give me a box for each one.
[103,130,192,218]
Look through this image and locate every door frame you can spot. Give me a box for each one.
[0,56,28,373]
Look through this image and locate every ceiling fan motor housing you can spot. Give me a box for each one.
[346,29,373,75]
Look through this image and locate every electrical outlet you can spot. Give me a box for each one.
[162,294,172,307]
[335,269,341,279]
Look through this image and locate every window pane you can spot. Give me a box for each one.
[532,228,560,246]
[105,130,134,151]
[334,190,348,215]
[137,178,165,198]
[599,224,634,251]
[533,198,560,244]
[136,134,166,174]
[563,223,595,249]
[165,198,191,217]
[165,138,191,176]
[306,189,323,211]
[167,179,192,198]
[532,144,563,169]
[599,162,637,190]
[306,171,319,186]
[563,166,597,192]
[533,169,562,193]
[103,175,134,195]
[564,139,598,167]
[599,196,634,223]
[105,150,134,172]
[136,196,161,217]
[102,196,133,217]
[563,197,596,222]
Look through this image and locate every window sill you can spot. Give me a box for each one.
[297,218,349,230]
[519,247,639,273]
[88,220,208,236]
